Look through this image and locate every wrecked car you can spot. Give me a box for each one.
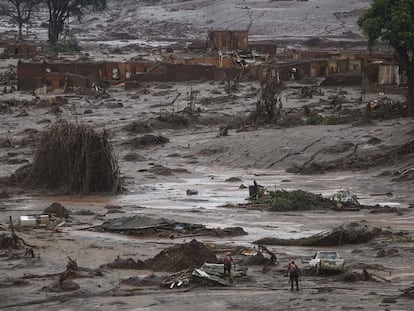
[309,251,345,274]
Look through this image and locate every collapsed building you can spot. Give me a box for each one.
[14,30,401,93]
[0,40,43,58]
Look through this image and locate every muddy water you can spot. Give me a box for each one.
[11,166,412,251]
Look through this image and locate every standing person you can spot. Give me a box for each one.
[223,252,235,281]
[287,260,300,291]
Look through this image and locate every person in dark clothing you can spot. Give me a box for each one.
[287,260,300,291]
[223,252,235,281]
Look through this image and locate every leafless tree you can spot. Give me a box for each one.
[8,0,40,39]
[43,0,106,43]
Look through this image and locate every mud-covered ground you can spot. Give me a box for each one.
[1,59,414,310]
[0,0,370,44]
[1,0,414,310]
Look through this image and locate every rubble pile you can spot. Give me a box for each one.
[366,98,408,119]
[97,215,247,238]
[43,202,70,218]
[148,239,217,272]
[161,263,248,288]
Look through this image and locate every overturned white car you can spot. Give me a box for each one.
[309,251,345,274]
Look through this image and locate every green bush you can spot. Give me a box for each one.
[321,115,337,125]
[261,190,334,211]
[331,190,359,206]
[306,113,337,125]
[47,36,81,53]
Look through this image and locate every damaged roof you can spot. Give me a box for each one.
[100,215,174,231]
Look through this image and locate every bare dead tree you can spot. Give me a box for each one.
[8,0,40,39]
[43,0,106,43]
[249,79,284,125]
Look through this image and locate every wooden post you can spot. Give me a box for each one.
[9,216,15,235]
[9,216,18,248]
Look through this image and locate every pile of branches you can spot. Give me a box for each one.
[26,122,120,194]
[0,233,19,249]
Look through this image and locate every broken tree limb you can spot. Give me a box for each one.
[170,93,181,105]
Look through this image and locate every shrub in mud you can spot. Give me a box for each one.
[306,112,337,125]
[331,190,360,206]
[263,190,335,211]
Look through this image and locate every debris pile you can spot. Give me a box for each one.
[366,98,408,119]
[97,215,247,238]
[104,256,146,269]
[124,134,169,148]
[161,269,192,288]
[161,263,248,288]
[148,239,217,272]
[0,233,18,249]
[341,268,371,282]
[44,257,103,293]
[240,248,276,266]
[26,122,120,194]
[254,222,378,246]
[43,202,70,218]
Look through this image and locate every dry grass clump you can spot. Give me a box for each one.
[27,122,120,194]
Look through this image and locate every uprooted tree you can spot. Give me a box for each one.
[43,0,107,43]
[26,122,121,194]
[358,0,414,116]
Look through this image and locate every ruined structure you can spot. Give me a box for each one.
[207,30,248,52]
[0,40,43,58]
[15,31,400,93]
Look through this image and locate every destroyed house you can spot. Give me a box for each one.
[161,53,236,69]
[125,62,243,88]
[17,60,155,91]
[364,62,400,85]
[251,57,363,83]
[0,41,42,58]
[249,43,278,56]
[207,30,248,52]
